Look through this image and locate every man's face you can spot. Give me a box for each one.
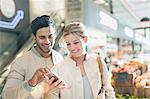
[34,27,55,53]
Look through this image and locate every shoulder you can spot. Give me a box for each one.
[52,50,63,58]
[87,53,98,61]
[89,53,104,61]
[54,57,71,67]
[51,57,72,71]
[85,54,106,67]
[13,50,33,64]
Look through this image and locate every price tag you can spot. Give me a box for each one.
[116,72,128,81]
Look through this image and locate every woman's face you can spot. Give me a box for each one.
[64,33,87,58]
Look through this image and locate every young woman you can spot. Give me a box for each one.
[51,22,116,99]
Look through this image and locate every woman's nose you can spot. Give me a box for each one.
[70,44,76,50]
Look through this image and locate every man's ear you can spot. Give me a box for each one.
[83,36,88,43]
[32,34,36,40]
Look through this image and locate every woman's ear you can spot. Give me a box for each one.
[83,36,88,43]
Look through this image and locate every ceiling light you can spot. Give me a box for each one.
[99,11,118,30]
[93,0,105,4]
[3,51,9,55]
[140,17,150,22]
[104,2,109,6]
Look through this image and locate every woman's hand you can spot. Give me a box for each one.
[44,77,66,94]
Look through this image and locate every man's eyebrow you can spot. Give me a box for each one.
[49,34,53,36]
[39,35,46,37]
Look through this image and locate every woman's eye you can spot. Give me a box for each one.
[74,42,79,44]
[66,43,71,46]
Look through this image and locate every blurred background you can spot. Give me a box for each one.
[0,0,150,98]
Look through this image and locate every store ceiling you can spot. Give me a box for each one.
[29,0,65,22]
[31,0,150,30]
[112,0,150,29]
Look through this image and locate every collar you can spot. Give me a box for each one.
[31,45,52,58]
[84,53,90,61]
[31,46,43,58]
[68,53,90,63]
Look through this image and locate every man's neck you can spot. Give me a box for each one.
[35,47,51,58]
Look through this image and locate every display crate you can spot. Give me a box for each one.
[112,72,135,87]
[115,86,134,95]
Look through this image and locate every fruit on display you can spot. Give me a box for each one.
[111,61,150,98]
[112,61,147,74]
[135,72,150,88]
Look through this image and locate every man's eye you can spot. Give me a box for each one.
[49,36,53,39]
[39,37,45,39]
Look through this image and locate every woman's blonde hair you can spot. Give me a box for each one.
[63,22,87,38]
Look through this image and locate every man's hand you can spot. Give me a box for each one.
[28,68,50,87]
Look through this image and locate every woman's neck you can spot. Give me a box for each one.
[71,54,86,66]
[72,54,87,76]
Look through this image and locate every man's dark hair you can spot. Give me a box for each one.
[31,15,55,35]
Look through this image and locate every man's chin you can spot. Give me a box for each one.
[43,49,49,52]
[44,49,52,53]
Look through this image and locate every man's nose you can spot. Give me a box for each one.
[45,38,51,44]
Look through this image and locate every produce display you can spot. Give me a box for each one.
[135,72,150,88]
[111,61,149,98]
[112,61,147,74]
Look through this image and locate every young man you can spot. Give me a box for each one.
[2,15,65,99]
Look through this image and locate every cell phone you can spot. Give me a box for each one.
[44,73,68,88]
[44,73,59,83]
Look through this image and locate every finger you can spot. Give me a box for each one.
[48,77,55,84]
[36,69,44,77]
[44,75,49,81]
[38,68,49,78]
[43,68,51,79]
[39,68,47,74]
[45,68,50,73]
[57,82,66,89]
[52,79,62,87]
[42,68,50,74]
[36,69,47,80]
[44,73,54,80]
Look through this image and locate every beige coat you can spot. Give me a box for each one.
[2,47,63,99]
[51,54,116,99]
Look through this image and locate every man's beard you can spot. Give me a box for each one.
[36,42,52,53]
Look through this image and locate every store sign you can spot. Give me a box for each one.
[0,0,29,32]
[0,10,24,29]
[116,72,128,81]
[99,11,118,30]
[65,0,83,24]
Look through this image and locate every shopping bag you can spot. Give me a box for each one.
[97,56,106,99]
[97,90,105,99]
